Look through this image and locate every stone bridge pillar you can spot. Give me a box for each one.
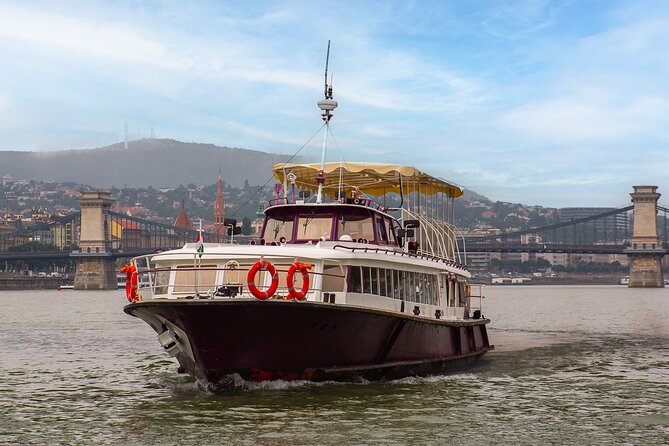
[73,191,117,290]
[625,186,666,287]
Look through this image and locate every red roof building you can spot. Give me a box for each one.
[174,203,194,230]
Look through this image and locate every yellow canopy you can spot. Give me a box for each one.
[272,162,464,198]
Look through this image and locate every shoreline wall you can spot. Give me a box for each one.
[0,277,73,290]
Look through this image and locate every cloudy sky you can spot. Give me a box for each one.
[1,0,668,207]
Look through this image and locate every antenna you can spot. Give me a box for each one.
[317,40,337,123]
[329,73,334,99]
[316,41,338,204]
[324,40,331,99]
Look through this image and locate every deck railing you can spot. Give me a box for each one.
[466,284,485,318]
[129,251,343,301]
[400,209,467,264]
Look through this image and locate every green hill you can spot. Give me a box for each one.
[0,138,299,189]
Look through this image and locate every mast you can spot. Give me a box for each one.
[316,40,338,204]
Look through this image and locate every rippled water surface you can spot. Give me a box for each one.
[1,286,668,445]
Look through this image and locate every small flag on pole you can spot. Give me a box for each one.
[195,231,204,253]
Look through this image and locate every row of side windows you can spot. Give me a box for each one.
[347,266,441,306]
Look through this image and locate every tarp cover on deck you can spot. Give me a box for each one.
[272,162,464,198]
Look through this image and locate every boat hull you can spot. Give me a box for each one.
[124,300,492,385]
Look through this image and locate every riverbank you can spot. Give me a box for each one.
[0,276,73,290]
[473,273,628,286]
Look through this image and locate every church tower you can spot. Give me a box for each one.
[214,171,226,235]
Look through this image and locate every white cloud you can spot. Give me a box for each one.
[497,94,669,143]
[0,5,185,70]
[481,0,560,39]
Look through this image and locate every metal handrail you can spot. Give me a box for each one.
[330,244,468,270]
[467,283,485,316]
[400,209,466,263]
[130,255,345,300]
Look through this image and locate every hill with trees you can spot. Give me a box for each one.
[0,138,299,189]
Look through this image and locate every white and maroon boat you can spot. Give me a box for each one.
[123,51,492,386]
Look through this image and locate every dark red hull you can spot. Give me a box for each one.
[124,300,492,385]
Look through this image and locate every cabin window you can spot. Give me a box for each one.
[376,218,388,243]
[173,264,217,294]
[410,272,418,302]
[458,282,467,307]
[449,280,456,307]
[297,214,333,241]
[409,272,416,302]
[399,271,409,301]
[264,215,294,243]
[393,269,401,299]
[347,266,439,304]
[415,273,424,304]
[385,218,396,244]
[154,269,169,294]
[430,275,439,306]
[421,274,430,304]
[370,267,379,295]
[323,265,346,292]
[362,266,372,294]
[439,276,447,306]
[421,273,429,304]
[384,269,393,297]
[348,266,362,293]
[338,210,375,242]
[379,268,388,297]
[418,274,437,305]
[173,265,193,293]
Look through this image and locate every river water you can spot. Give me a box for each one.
[0,286,667,445]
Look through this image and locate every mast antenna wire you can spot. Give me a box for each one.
[229,123,326,218]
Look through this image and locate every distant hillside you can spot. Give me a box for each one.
[0,138,502,210]
[0,139,300,188]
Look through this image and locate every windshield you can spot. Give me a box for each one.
[264,215,294,242]
[297,214,333,241]
[337,209,375,242]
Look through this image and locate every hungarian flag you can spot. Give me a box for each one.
[195,231,204,253]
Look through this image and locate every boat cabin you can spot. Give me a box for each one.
[260,203,399,246]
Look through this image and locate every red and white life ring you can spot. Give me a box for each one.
[286,262,312,300]
[247,260,279,300]
[120,264,140,302]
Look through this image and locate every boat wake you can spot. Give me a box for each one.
[153,369,483,393]
[386,373,475,386]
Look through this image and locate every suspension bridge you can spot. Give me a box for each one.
[463,205,644,254]
[1,187,667,288]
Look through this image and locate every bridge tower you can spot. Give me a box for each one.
[73,191,117,290]
[625,186,665,288]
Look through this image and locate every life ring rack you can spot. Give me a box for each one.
[286,262,312,300]
[247,260,279,300]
